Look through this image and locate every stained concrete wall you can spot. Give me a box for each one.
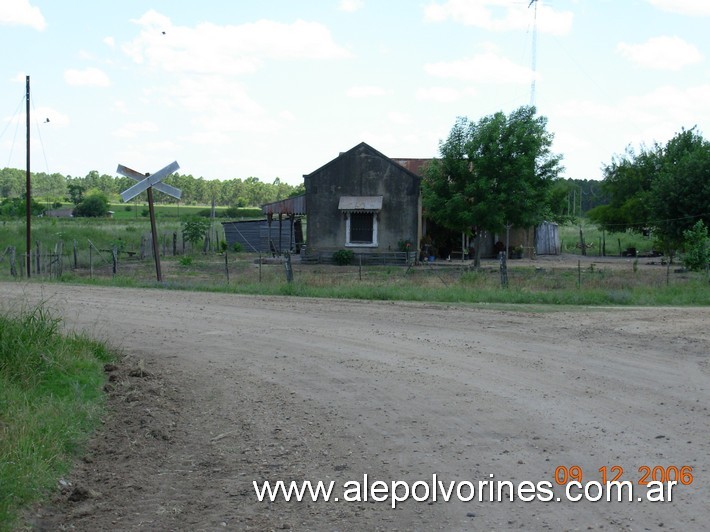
[304,143,420,255]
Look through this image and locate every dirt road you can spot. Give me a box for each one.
[2,282,708,531]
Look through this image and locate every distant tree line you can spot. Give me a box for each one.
[0,168,304,208]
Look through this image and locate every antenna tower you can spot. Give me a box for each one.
[529,0,538,107]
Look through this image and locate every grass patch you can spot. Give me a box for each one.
[0,305,113,529]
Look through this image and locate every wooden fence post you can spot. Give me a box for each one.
[283,251,293,283]
[224,250,230,284]
[9,247,17,277]
[499,251,508,288]
[173,232,177,256]
[35,241,41,275]
[112,245,118,276]
[73,239,78,269]
[89,245,93,279]
[579,228,586,256]
[140,234,146,260]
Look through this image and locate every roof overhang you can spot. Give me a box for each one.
[338,195,383,213]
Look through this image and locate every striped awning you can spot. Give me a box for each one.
[338,196,383,213]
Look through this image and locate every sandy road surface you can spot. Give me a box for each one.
[1,282,708,531]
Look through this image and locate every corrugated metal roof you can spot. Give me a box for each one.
[391,158,432,176]
[338,195,383,212]
[261,194,306,215]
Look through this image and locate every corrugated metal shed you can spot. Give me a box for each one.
[261,194,306,216]
[222,219,302,254]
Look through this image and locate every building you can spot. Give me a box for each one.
[303,142,421,262]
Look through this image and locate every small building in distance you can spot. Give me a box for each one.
[303,142,421,262]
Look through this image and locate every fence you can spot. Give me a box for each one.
[1,241,707,292]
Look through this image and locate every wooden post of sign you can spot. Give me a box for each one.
[118,161,181,282]
[146,185,162,282]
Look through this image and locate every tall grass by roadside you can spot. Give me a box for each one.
[50,266,710,306]
[0,306,113,530]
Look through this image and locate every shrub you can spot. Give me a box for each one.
[181,218,210,247]
[232,242,243,253]
[73,193,109,217]
[682,220,710,271]
[333,249,354,265]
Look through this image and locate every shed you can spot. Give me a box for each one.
[222,218,302,254]
[535,221,560,255]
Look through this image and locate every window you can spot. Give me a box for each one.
[338,196,382,247]
[350,212,373,243]
[346,212,378,246]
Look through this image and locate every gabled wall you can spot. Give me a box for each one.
[304,143,420,255]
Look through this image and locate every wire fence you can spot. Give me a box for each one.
[1,241,707,293]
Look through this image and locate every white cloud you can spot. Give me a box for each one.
[617,36,702,70]
[646,0,710,16]
[123,10,352,75]
[424,0,573,35]
[103,36,115,49]
[425,49,533,84]
[339,0,364,13]
[415,86,472,102]
[0,0,46,30]
[346,85,390,98]
[64,67,111,87]
[113,121,159,138]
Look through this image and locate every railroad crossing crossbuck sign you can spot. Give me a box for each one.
[119,161,181,202]
[118,161,181,282]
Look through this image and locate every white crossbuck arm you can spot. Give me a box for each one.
[118,161,181,202]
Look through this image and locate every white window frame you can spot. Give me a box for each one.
[345,211,378,247]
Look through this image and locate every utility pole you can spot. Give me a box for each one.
[25,75,31,277]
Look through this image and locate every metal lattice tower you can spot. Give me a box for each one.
[529,0,538,107]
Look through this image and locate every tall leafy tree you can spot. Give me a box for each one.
[650,128,710,249]
[423,106,562,266]
[589,127,710,252]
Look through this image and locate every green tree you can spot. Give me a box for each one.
[681,220,710,271]
[649,128,710,250]
[590,127,710,252]
[587,146,659,232]
[423,106,562,267]
[181,218,210,249]
[73,192,109,217]
[67,183,85,205]
[0,168,25,198]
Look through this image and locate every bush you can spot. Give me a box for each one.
[0,197,45,219]
[333,249,354,265]
[682,220,710,271]
[232,242,243,253]
[181,218,210,247]
[73,193,109,217]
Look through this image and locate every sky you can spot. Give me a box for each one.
[1,0,709,186]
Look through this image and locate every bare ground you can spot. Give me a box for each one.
[1,282,708,531]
